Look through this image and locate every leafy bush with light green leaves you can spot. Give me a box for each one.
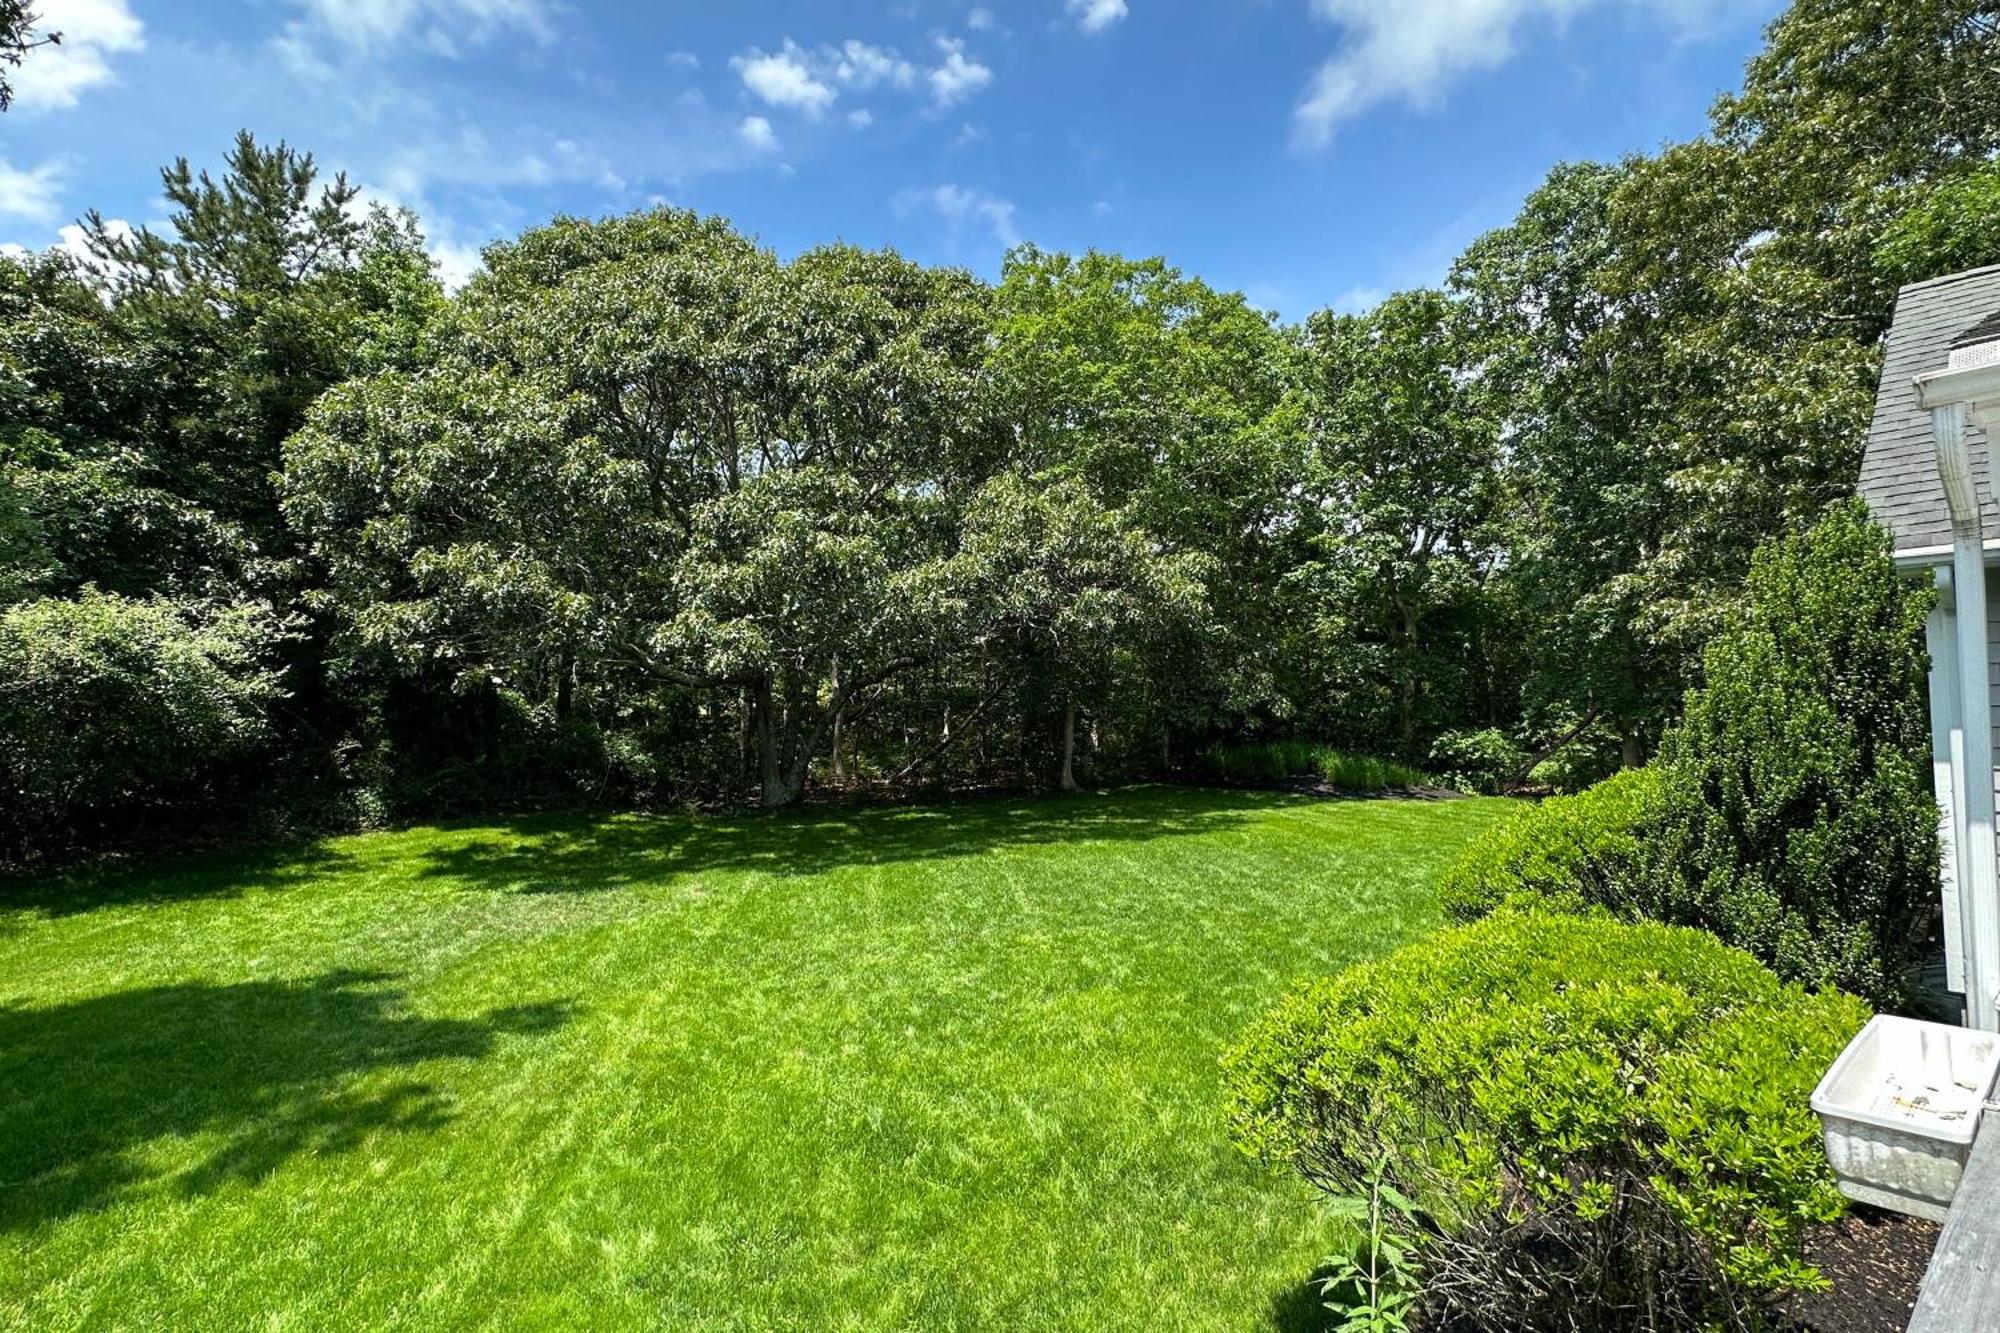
[0,590,285,855]
[1201,740,1430,792]
[1223,911,1868,1331]
[1437,766,1658,920]
[1426,728,1527,794]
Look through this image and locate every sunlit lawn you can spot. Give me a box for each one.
[0,786,1512,1331]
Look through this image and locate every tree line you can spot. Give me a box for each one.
[2,0,1996,857]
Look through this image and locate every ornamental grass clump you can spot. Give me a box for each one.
[1223,911,1868,1332]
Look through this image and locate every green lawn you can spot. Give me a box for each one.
[0,786,1512,1331]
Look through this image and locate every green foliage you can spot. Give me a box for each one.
[285,211,996,808]
[1425,728,1527,795]
[11,0,2000,850]
[1316,1157,1421,1333]
[1877,160,2000,286]
[1223,911,1870,1329]
[987,247,1300,770]
[1296,290,1504,757]
[0,590,285,854]
[1450,161,1683,755]
[1650,502,1938,1009]
[1436,766,1659,920]
[947,472,1213,789]
[1200,740,1429,792]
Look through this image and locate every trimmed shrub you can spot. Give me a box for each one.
[0,590,285,855]
[1649,501,1938,1010]
[1223,911,1869,1331]
[1437,766,1659,921]
[1202,740,1430,792]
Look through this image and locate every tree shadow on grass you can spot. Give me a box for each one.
[0,969,569,1231]
[411,785,1298,895]
[1266,1264,1340,1333]
[0,837,360,923]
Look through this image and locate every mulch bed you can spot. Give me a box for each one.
[1777,1206,1940,1333]
[1184,775,1473,802]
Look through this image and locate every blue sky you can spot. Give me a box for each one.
[1,0,1787,319]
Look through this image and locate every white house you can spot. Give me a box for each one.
[1859,263,2000,1031]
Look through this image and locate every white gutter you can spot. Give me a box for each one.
[1918,358,2000,1031]
[1892,540,2000,571]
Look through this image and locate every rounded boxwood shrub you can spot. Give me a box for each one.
[1436,765,1658,921]
[1223,911,1868,1331]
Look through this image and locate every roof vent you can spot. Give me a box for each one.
[1950,311,2000,371]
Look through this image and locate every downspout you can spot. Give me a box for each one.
[1921,388,2000,1030]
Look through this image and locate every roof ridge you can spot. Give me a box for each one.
[1901,263,2000,297]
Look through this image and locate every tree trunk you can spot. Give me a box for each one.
[754,680,803,807]
[1396,601,1422,761]
[829,658,845,784]
[1059,698,1080,792]
[1621,731,1643,770]
[554,645,575,720]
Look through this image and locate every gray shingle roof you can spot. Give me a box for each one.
[1859,264,2000,553]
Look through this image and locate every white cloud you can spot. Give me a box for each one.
[739,115,780,152]
[968,7,997,30]
[8,0,145,112]
[732,35,984,117]
[429,238,485,291]
[0,218,130,286]
[732,41,837,115]
[1331,284,1387,314]
[848,108,875,128]
[928,37,992,107]
[1067,0,1129,33]
[282,0,551,60]
[898,183,1018,248]
[666,50,700,70]
[0,159,64,221]
[1292,0,1727,147]
[832,39,915,90]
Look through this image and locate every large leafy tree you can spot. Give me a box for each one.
[987,248,1300,754]
[1452,162,1675,765]
[1296,289,1504,758]
[1715,0,2000,331]
[76,133,434,584]
[947,474,1209,790]
[0,253,231,599]
[286,211,996,806]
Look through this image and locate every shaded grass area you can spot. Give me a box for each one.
[0,786,1513,1331]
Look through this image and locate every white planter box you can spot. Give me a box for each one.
[1811,1014,2000,1222]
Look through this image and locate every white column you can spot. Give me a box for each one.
[1937,400,2000,1031]
[1929,569,1968,999]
